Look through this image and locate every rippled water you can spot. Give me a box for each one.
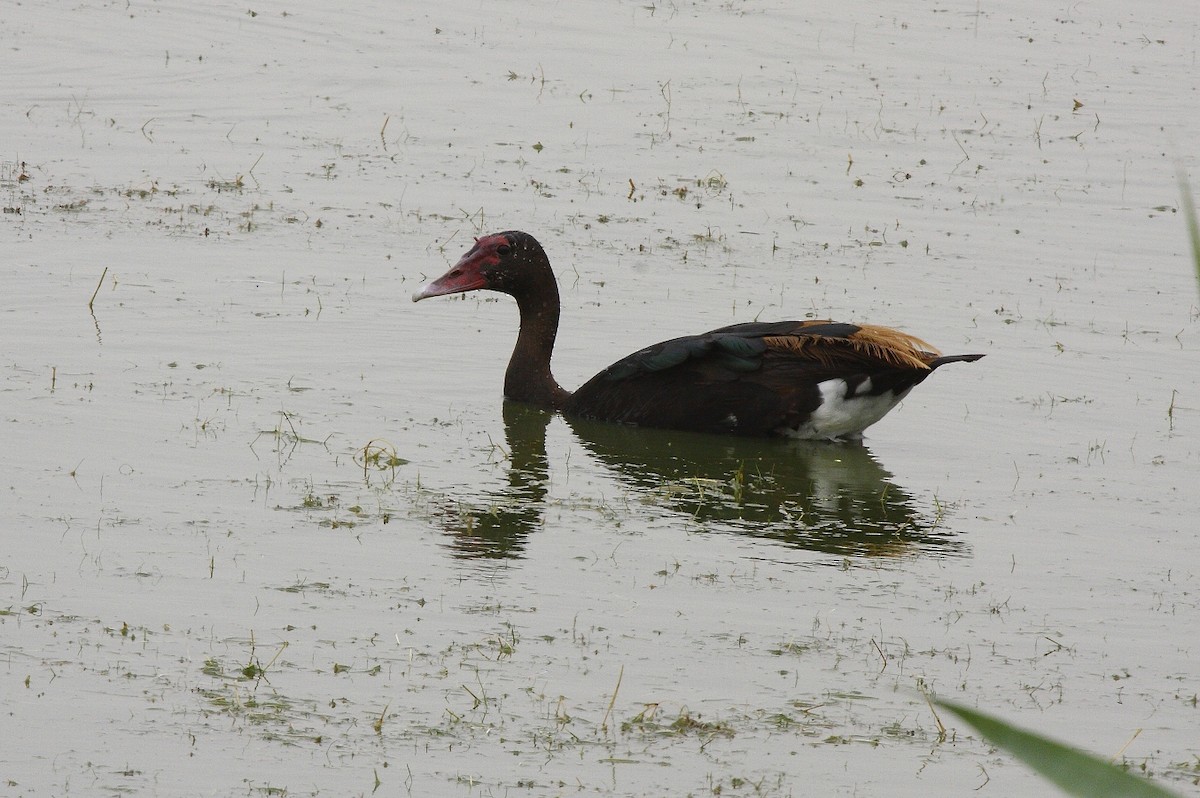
[3,1,1199,795]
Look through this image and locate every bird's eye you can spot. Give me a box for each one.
[496,244,512,257]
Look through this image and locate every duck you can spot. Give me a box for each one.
[412,231,983,440]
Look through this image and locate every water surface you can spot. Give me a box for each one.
[3,1,1199,795]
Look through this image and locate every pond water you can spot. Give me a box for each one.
[3,0,1198,795]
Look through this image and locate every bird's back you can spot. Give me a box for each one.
[566,320,982,439]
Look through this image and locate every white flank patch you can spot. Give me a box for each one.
[782,378,912,441]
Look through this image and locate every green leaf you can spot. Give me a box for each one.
[935,698,1182,798]
[1179,169,1200,292]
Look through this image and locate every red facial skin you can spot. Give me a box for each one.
[412,234,510,302]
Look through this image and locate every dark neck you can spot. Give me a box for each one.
[504,281,571,410]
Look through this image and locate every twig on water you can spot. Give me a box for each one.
[600,664,624,734]
[870,638,888,671]
[920,685,947,741]
[88,266,108,310]
[1110,727,1142,763]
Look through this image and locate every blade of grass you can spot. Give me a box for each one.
[935,698,1181,798]
[1178,168,1200,291]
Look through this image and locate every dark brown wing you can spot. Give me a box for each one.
[565,320,982,436]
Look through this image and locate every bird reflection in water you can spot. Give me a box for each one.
[438,401,554,560]
[440,401,963,560]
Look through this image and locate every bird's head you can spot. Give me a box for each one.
[412,231,548,302]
